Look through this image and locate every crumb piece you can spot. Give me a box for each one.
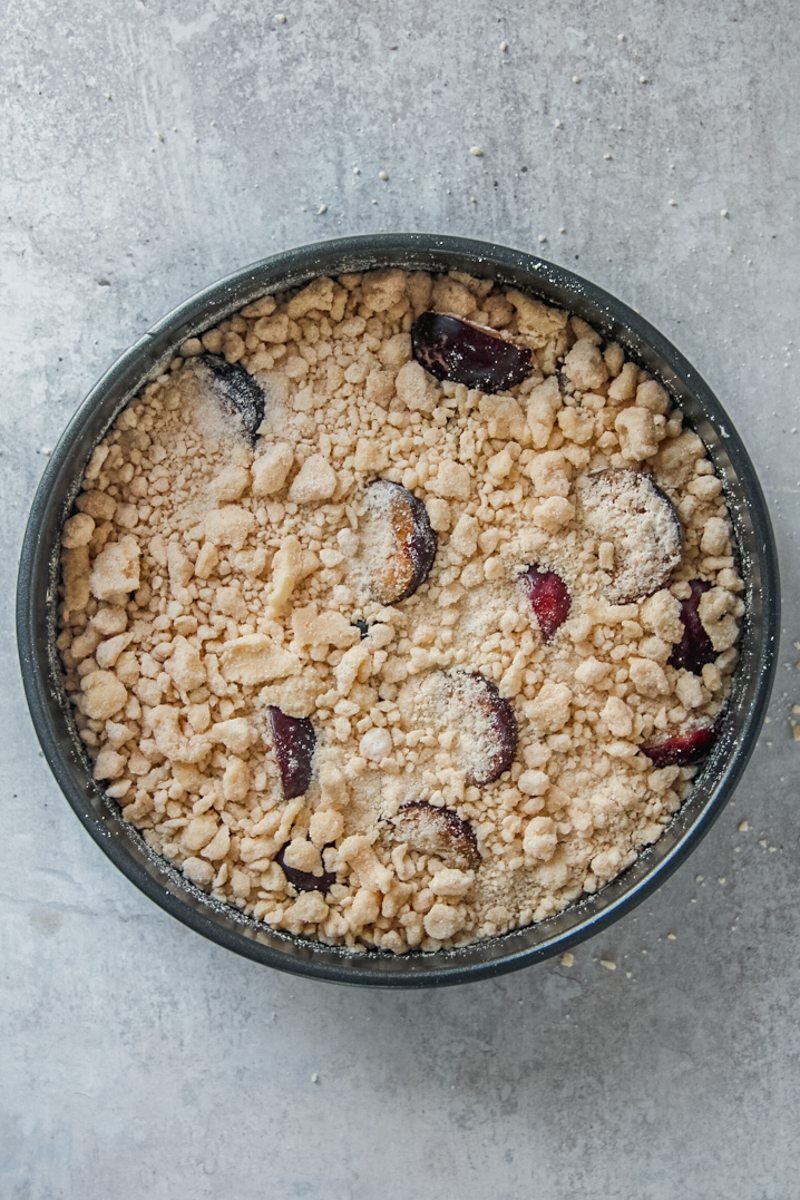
[270,536,303,612]
[221,634,301,684]
[62,513,95,549]
[81,671,127,720]
[165,636,206,691]
[253,443,294,496]
[424,902,466,940]
[529,681,572,732]
[523,816,557,863]
[90,536,140,600]
[615,407,659,460]
[288,454,337,504]
[563,339,608,390]
[183,857,214,888]
[430,459,471,500]
[204,506,256,548]
[395,360,439,414]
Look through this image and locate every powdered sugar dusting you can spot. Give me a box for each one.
[577,468,682,603]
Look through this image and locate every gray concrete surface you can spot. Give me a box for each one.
[2,2,799,1197]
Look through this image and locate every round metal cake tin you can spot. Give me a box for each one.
[16,234,780,987]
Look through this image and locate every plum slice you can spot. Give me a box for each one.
[411,311,533,392]
[576,468,683,604]
[363,479,437,605]
[669,580,715,673]
[641,724,718,768]
[520,565,571,642]
[199,354,266,445]
[417,670,517,785]
[455,671,518,785]
[276,845,335,894]
[390,801,480,870]
[268,706,316,799]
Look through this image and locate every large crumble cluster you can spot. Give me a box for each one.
[57,269,743,952]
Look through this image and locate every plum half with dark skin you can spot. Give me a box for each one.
[199,354,266,445]
[363,479,437,605]
[423,670,517,785]
[276,845,336,894]
[458,672,518,785]
[411,311,533,392]
[520,565,571,642]
[389,801,480,870]
[576,468,683,604]
[641,723,718,768]
[669,580,715,673]
[268,706,316,799]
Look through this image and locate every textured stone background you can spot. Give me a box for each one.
[2,2,799,1197]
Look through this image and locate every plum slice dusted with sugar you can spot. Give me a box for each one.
[455,671,518,785]
[641,723,718,768]
[268,706,316,799]
[669,579,715,673]
[276,845,335,894]
[390,801,480,870]
[416,670,517,785]
[520,565,571,642]
[363,479,437,605]
[411,311,533,392]
[199,354,266,445]
[576,468,683,604]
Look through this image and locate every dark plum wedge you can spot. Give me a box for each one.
[429,670,517,785]
[390,801,480,870]
[363,479,437,605]
[268,706,316,799]
[577,468,683,604]
[411,311,533,392]
[460,672,517,785]
[520,565,571,642]
[641,724,718,768]
[199,354,266,445]
[669,580,715,673]
[276,845,336,894]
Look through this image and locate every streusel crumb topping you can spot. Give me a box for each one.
[57,269,743,952]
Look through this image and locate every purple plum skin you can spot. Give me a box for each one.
[411,311,533,392]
